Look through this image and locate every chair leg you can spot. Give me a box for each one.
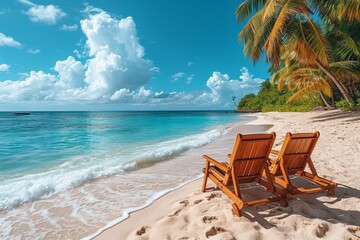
[280,195,289,207]
[202,162,210,192]
[202,174,208,193]
[232,203,241,217]
[327,184,336,196]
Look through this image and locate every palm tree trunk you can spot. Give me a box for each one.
[349,82,355,98]
[339,82,350,95]
[319,92,334,109]
[315,60,353,106]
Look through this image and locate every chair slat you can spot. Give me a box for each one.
[269,131,336,197]
[202,132,286,217]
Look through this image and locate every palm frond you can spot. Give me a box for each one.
[302,14,329,66]
[236,0,267,21]
[264,1,294,69]
[311,0,360,22]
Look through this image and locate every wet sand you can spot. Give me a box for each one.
[94,110,360,240]
[1,120,268,239]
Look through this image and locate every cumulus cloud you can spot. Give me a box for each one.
[110,87,192,106]
[0,64,10,72]
[110,68,263,108]
[0,33,22,48]
[54,56,85,88]
[61,24,78,31]
[0,8,154,103]
[22,0,66,25]
[0,71,57,101]
[81,12,154,97]
[0,7,264,109]
[196,68,263,106]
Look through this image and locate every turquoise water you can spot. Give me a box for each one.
[0,111,252,210]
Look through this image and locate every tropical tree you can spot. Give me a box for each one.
[326,21,360,99]
[270,19,360,108]
[271,64,334,108]
[235,0,360,106]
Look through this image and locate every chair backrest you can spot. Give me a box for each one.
[277,132,320,174]
[224,133,276,184]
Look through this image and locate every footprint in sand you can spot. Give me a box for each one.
[206,193,221,201]
[169,200,190,217]
[136,226,149,236]
[348,227,360,238]
[202,216,218,223]
[205,226,227,238]
[315,223,329,238]
[169,209,182,217]
[180,200,189,207]
[194,199,203,204]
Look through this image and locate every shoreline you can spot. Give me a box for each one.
[0,113,260,240]
[87,122,272,240]
[94,110,360,240]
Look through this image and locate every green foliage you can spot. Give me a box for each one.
[335,99,358,110]
[335,99,351,109]
[237,80,320,112]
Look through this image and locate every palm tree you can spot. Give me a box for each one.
[232,96,238,108]
[271,64,334,108]
[236,0,359,106]
[326,21,360,98]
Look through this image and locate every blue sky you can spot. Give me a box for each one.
[0,0,269,110]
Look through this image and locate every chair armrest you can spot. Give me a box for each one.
[271,149,280,155]
[202,155,227,171]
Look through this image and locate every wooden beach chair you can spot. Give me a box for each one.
[269,132,336,196]
[202,133,287,217]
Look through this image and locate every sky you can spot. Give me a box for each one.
[0,0,269,111]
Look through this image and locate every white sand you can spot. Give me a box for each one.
[94,110,360,240]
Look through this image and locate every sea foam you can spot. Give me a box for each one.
[0,127,226,210]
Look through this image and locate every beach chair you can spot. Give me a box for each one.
[269,132,336,196]
[202,133,287,217]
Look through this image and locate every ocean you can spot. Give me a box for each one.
[0,111,254,239]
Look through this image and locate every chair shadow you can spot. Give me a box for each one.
[310,110,360,123]
[239,182,360,230]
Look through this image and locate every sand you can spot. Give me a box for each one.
[93,110,360,240]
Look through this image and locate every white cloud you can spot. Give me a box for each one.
[27,48,40,54]
[187,61,193,66]
[18,0,36,7]
[0,33,22,48]
[0,71,57,101]
[81,12,154,96]
[110,68,263,108]
[61,24,78,31]
[196,68,263,106]
[171,72,185,82]
[0,7,264,109]
[186,74,194,84]
[0,64,10,72]
[54,56,85,88]
[0,8,154,103]
[26,4,66,25]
